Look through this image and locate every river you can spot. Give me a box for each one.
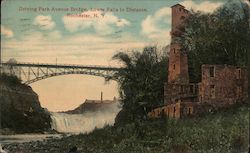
[0,104,120,145]
[0,134,62,145]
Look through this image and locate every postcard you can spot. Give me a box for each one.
[0,0,249,152]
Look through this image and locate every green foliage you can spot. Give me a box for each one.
[111,46,168,122]
[180,0,250,82]
[14,104,248,153]
[64,1,249,152]
[0,73,22,86]
[92,105,249,153]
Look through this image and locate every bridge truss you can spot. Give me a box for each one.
[0,62,120,84]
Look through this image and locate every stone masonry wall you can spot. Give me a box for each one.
[199,65,248,104]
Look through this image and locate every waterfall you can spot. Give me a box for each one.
[50,103,121,133]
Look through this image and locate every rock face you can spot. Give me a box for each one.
[0,74,51,133]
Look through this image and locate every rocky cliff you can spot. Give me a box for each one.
[0,74,51,133]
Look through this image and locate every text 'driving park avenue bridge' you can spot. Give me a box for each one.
[0,60,121,84]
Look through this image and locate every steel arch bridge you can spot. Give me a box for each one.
[0,62,121,84]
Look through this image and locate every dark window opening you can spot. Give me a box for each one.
[210,85,215,98]
[173,107,176,117]
[190,85,194,93]
[209,66,215,77]
[188,107,191,114]
[237,69,241,79]
[180,16,185,20]
[173,64,175,70]
[161,109,164,117]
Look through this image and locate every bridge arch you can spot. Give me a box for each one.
[1,62,120,84]
[25,70,117,84]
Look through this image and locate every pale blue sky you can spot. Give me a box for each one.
[1,0,227,64]
[1,0,228,111]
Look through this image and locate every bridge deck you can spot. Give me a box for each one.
[1,62,121,71]
[1,62,122,84]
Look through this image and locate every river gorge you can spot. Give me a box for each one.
[0,74,121,151]
[1,107,120,145]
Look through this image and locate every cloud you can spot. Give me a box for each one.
[33,15,56,30]
[141,7,171,35]
[141,0,223,44]
[1,25,14,38]
[141,7,171,45]
[62,11,130,35]
[1,31,145,66]
[180,0,223,13]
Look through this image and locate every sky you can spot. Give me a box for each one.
[1,0,228,111]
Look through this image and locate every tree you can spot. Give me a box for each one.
[179,0,250,82]
[111,46,168,123]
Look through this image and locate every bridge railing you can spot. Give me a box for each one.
[1,61,122,70]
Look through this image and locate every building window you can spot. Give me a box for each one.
[210,85,215,98]
[173,64,175,70]
[188,107,192,114]
[209,66,215,77]
[237,68,241,79]
[173,106,176,117]
[173,48,175,54]
[190,85,194,93]
[180,16,185,20]
[161,109,164,117]
[179,8,182,11]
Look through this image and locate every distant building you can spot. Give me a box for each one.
[85,92,117,104]
[148,4,248,119]
[65,92,117,114]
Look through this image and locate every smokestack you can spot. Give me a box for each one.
[101,92,103,103]
[0,43,1,64]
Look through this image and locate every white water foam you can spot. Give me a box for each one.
[51,103,121,133]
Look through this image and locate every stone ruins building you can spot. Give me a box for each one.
[148,4,248,119]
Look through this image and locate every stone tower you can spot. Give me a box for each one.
[168,4,190,83]
[164,4,191,104]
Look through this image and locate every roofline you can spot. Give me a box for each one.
[171,3,185,8]
[201,64,247,68]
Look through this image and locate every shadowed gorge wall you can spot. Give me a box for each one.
[0,75,51,133]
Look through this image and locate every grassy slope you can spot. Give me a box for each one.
[11,103,248,153]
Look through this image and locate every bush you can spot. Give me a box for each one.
[0,73,22,86]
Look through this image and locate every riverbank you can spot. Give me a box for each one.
[0,134,62,145]
[3,104,249,153]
